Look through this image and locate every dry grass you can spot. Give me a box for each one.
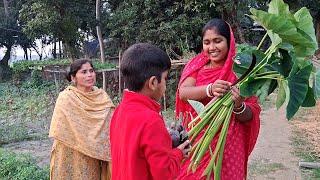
[292,101,320,157]
[291,100,320,178]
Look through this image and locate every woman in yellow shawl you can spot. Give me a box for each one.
[49,59,114,180]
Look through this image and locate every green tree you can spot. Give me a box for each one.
[106,0,218,56]
[105,0,271,56]
[0,0,32,80]
[19,0,99,60]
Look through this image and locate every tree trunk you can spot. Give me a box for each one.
[0,47,11,67]
[0,46,11,81]
[3,0,9,17]
[59,40,62,58]
[96,0,106,90]
[316,11,320,48]
[23,47,28,60]
[31,44,43,60]
[53,39,57,59]
[96,0,105,63]
[221,0,246,43]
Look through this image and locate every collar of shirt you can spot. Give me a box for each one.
[122,89,161,113]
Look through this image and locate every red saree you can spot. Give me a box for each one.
[175,27,261,179]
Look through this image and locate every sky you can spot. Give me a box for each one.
[0,40,55,64]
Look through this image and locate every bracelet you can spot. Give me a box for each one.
[206,83,213,97]
[233,103,246,114]
[234,102,244,110]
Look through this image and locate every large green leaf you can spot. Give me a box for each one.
[267,79,278,95]
[276,79,288,109]
[250,9,298,40]
[268,0,293,19]
[234,49,266,76]
[258,80,272,103]
[188,100,205,115]
[286,64,313,119]
[250,1,317,58]
[294,8,317,47]
[293,8,318,57]
[314,69,320,99]
[269,49,294,77]
[301,86,316,107]
[240,78,268,97]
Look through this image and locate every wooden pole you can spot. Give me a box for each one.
[299,161,320,169]
[118,50,122,97]
[96,0,106,90]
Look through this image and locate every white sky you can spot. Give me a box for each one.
[0,39,56,63]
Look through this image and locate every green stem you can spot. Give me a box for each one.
[256,71,279,77]
[193,106,228,167]
[254,77,283,81]
[257,32,268,50]
[213,104,233,180]
[202,103,233,178]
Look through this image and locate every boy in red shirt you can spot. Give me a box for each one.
[110,43,190,180]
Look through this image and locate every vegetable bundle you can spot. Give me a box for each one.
[187,0,320,179]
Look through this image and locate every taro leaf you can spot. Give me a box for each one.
[258,80,272,103]
[293,8,318,58]
[269,49,294,77]
[276,79,288,109]
[250,9,297,42]
[268,0,294,19]
[240,78,268,97]
[301,86,316,107]
[234,49,265,76]
[286,64,313,120]
[188,100,205,115]
[268,79,278,95]
[314,69,320,99]
[250,1,317,58]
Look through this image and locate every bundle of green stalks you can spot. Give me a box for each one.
[187,93,234,179]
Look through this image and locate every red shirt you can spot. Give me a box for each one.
[110,90,184,180]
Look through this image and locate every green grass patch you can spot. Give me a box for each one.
[0,80,57,145]
[249,159,286,176]
[0,148,49,180]
[291,127,320,179]
[11,59,116,73]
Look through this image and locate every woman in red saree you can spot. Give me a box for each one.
[175,19,261,179]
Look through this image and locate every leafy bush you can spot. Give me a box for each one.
[11,59,116,74]
[0,81,56,144]
[0,149,49,180]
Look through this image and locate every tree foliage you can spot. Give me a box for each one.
[19,0,99,59]
[0,0,33,80]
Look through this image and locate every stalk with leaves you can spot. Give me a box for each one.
[186,0,320,179]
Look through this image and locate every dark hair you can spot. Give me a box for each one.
[66,59,94,82]
[202,18,230,48]
[121,43,171,92]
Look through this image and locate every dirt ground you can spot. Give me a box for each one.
[248,107,302,180]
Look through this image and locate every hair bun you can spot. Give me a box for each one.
[65,66,72,82]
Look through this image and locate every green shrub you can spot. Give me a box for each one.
[11,59,116,74]
[0,149,49,180]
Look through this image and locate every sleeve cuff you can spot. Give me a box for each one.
[172,148,184,161]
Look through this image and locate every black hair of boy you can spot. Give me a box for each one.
[121,43,171,92]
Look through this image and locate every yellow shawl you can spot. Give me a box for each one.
[49,85,114,161]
